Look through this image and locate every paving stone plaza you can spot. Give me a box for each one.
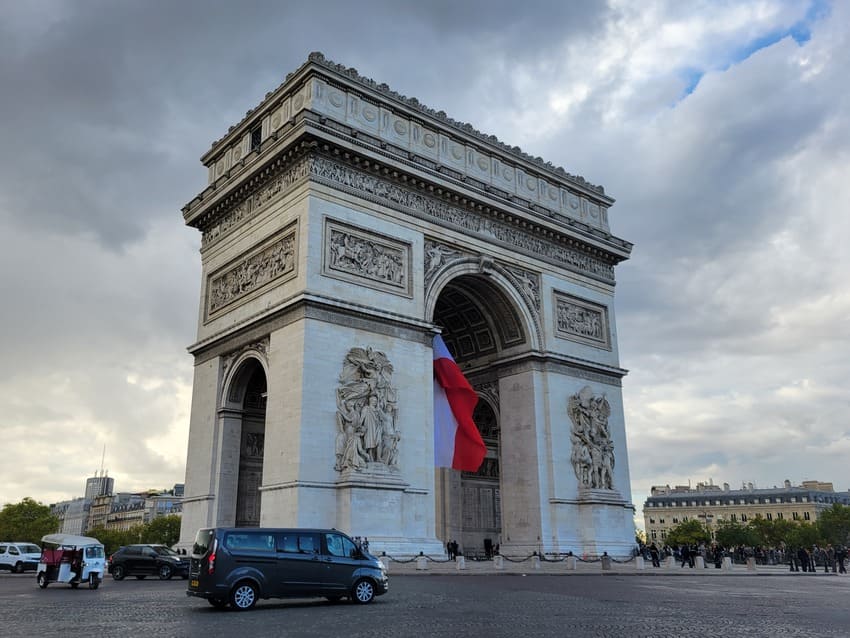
[2,569,848,637]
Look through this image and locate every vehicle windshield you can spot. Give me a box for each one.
[20,544,40,554]
[192,529,215,558]
[153,546,180,557]
[85,546,104,559]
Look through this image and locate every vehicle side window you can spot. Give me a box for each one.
[143,547,157,557]
[0,546,6,555]
[324,534,357,558]
[225,533,275,552]
[126,547,141,556]
[9,547,19,556]
[277,535,298,553]
[297,534,317,554]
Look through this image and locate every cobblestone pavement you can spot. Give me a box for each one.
[1,570,848,638]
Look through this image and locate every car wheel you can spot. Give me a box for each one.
[135,575,146,580]
[89,574,100,590]
[112,565,125,581]
[158,564,173,580]
[352,578,375,604]
[208,597,228,610]
[37,572,48,589]
[230,581,258,611]
[70,581,80,589]
[13,562,24,574]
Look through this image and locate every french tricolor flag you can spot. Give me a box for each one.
[433,334,486,472]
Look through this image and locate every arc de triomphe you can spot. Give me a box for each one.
[178,53,636,557]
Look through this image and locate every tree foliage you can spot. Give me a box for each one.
[0,498,59,543]
[142,515,182,547]
[817,504,850,546]
[665,519,711,546]
[714,519,758,548]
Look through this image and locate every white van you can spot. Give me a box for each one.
[0,541,42,573]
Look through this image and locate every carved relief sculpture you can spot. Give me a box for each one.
[567,386,615,490]
[207,226,297,318]
[323,219,411,296]
[334,347,400,472]
[554,292,611,349]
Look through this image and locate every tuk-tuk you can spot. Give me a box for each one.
[36,533,105,590]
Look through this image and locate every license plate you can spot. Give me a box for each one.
[190,579,199,588]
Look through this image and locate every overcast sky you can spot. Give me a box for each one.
[2,1,847,529]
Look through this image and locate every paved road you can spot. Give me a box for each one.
[1,571,849,637]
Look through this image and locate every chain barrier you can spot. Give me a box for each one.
[383,552,632,564]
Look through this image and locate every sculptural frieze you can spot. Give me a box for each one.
[311,157,616,283]
[334,347,400,473]
[424,240,465,288]
[554,292,610,349]
[206,226,297,317]
[505,266,541,310]
[323,219,411,296]
[568,386,615,490]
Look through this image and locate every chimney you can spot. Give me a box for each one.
[784,479,791,489]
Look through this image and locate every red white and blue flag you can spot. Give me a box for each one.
[433,334,486,472]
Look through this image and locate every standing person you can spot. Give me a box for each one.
[827,544,836,573]
[649,543,661,568]
[680,545,690,568]
[797,546,808,572]
[446,541,454,560]
[835,545,847,574]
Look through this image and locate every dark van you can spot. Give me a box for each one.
[186,528,388,610]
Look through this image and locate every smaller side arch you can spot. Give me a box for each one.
[220,346,270,409]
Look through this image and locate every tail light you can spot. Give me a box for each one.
[207,539,218,575]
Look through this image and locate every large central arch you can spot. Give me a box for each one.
[429,268,537,557]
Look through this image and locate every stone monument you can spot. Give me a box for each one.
[178,53,636,556]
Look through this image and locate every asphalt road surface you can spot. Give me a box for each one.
[1,571,848,637]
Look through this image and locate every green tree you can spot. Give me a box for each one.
[0,498,58,543]
[817,504,850,546]
[787,522,821,549]
[87,525,148,556]
[714,519,758,548]
[665,519,711,546]
[142,515,181,547]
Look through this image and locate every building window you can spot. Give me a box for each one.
[730,514,736,522]
[804,512,810,521]
[777,512,783,520]
[766,513,772,521]
[792,512,799,520]
[660,531,666,539]
[250,126,262,153]
[651,531,657,540]
[649,518,655,524]
[673,518,679,524]
[659,518,665,524]
[741,514,748,522]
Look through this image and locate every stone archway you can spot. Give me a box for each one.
[220,356,267,528]
[431,271,533,557]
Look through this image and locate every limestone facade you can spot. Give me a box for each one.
[178,53,636,557]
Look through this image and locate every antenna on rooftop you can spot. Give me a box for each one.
[100,444,106,477]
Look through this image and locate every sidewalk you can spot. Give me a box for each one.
[381,556,840,577]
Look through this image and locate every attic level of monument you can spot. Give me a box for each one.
[182,54,631,261]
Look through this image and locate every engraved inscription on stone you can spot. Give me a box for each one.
[334,347,400,473]
[323,218,411,296]
[554,291,611,349]
[568,386,615,490]
[206,224,297,319]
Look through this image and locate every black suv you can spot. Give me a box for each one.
[108,544,189,580]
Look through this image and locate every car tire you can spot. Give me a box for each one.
[352,578,375,604]
[37,572,48,589]
[158,564,173,580]
[13,562,24,574]
[229,581,258,611]
[112,565,125,581]
[208,597,228,610]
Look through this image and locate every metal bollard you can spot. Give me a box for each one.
[494,555,505,570]
[532,555,541,570]
[456,556,466,570]
[415,556,428,571]
[635,556,645,570]
[565,556,577,570]
[601,554,612,571]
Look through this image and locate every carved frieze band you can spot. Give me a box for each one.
[202,157,310,248]
[424,239,468,291]
[553,291,611,350]
[504,265,541,311]
[310,157,616,283]
[206,223,298,320]
[323,218,412,297]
